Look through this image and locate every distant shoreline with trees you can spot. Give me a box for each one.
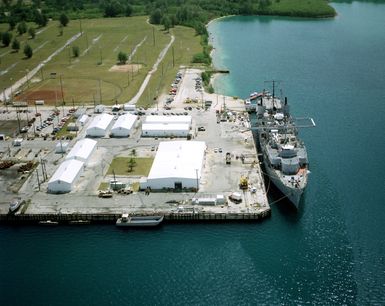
[0,0,337,72]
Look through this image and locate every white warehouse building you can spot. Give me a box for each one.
[47,159,84,194]
[110,114,137,137]
[140,141,206,190]
[141,123,190,137]
[65,138,97,164]
[86,113,113,137]
[145,115,192,125]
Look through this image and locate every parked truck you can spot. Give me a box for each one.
[226,152,231,164]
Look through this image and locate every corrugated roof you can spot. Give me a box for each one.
[48,159,84,184]
[148,141,206,180]
[111,114,137,132]
[87,113,113,131]
[66,138,97,162]
[142,123,190,131]
[145,115,192,124]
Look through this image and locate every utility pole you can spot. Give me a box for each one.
[85,33,89,52]
[98,79,102,104]
[36,168,41,191]
[152,27,155,46]
[40,67,44,81]
[16,105,21,133]
[26,70,29,88]
[172,46,175,67]
[59,75,65,104]
[3,89,8,112]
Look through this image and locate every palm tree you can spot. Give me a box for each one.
[128,157,136,172]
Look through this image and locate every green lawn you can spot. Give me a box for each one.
[137,26,203,107]
[107,157,154,176]
[1,17,180,106]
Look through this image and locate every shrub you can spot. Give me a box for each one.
[28,27,36,39]
[24,44,33,58]
[2,32,12,47]
[72,46,80,57]
[117,51,128,64]
[11,38,20,52]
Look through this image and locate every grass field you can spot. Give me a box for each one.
[107,157,154,176]
[1,16,203,108]
[136,26,202,107]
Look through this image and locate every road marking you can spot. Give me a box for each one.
[128,36,147,62]
[81,34,103,56]
[113,35,129,52]
[1,32,82,102]
[0,62,18,76]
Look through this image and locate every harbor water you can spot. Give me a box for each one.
[1,2,385,305]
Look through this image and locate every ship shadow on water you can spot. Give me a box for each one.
[266,180,306,221]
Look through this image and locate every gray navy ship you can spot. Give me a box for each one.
[246,82,315,208]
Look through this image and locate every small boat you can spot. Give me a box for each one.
[69,220,90,225]
[116,214,164,227]
[9,198,23,214]
[38,220,59,226]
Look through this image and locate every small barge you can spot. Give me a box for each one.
[116,214,164,227]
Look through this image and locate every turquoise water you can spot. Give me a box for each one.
[1,3,385,305]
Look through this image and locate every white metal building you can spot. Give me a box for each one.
[47,159,84,193]
[55,141,69,153]
[145,115,192,125]
[140,141,206,190]
[78,114,89,126]
[65,138,97,163]
[123,104,136,111]
[110,114,137,137]
[86,113,113,137]
[141,123,190,137]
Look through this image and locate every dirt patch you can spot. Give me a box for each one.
[109,64,142,73]
[0,120,28,136]
[15,90,64,105]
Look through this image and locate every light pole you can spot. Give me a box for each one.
[59,75,64,104]
[195,169,199,191]
[26,69,29,88]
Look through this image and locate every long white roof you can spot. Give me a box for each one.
[145,115,192,124]
[87,113,113,131]
[48,159,84,184]
[142,123,190,132]
[111,114,137,131]
[148,141,206,180]
[66,138,97,162]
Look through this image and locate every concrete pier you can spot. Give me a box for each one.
[0,68,270,225]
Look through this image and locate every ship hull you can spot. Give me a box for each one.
[263,157,304,209]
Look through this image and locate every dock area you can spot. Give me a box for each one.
[0,68,270,225]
